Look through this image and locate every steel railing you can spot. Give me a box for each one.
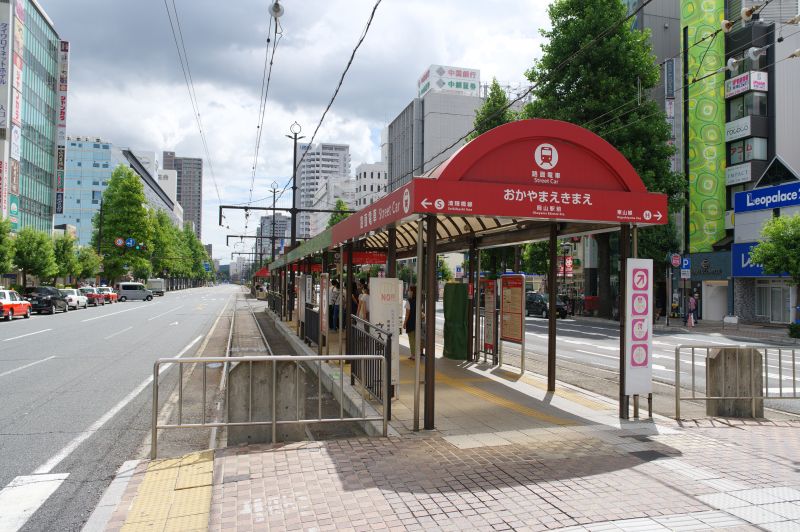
[674,344,800,419]
[267,291,283,319]
[348,314,393,420]
[151,354,388,459]
[304,303,320,346]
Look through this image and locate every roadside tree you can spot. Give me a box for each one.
[14,227,57,287]
[0,218,13,275]
[523,0,685,316]
[76,246,102,281]
[52,233,79,284]
[749,214,800,336]
[327,199,350,228]
[91,165,152,283]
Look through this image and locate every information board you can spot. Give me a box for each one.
[368,277,402,386]
[297,274,306,325]
[482,278,496,351]
[500,274,525,343]
[625,258,653,395]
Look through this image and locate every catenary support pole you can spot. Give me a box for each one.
[548,224,558,391]
[424,215,438,430]
[387,226,397,278]
[413,218,424,432]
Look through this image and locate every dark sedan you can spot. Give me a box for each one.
[24,286,70,314]
[525,292,567,319]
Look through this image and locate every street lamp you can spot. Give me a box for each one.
[286,121,305,322]
[270,180,278,261]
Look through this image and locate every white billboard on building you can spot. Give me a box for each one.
[418,64,480,98]
[0,5,9,219]
[55,41,69,214]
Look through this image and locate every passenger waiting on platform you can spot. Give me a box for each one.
[357,281,370,321]
[329,280,340,331]
[404,285,417,360]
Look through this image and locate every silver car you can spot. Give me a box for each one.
[116,282,153,302]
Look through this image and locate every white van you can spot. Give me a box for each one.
[116,282,153,302]
[146,278,166,296]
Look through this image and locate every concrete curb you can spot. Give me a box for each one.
[80,460,140,532]
[266,309,400,438]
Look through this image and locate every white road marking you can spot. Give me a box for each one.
[2,329,53,342]
[147,305,184,321]
[32,334,203,475]
[81,304,154,323]
[0,356,56,378]
[103,326,133,340]
[0,473,69,532]
[576,349,618,361]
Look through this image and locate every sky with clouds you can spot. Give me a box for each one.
[41,0,551,263]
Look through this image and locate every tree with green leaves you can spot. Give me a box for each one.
[14,227,57,287]
[76,246,102,281]
[91,165,152,283]
[522,242,549,274]
[523,0,686,316]
[0,218,13,275]
[750,215,800,335]
[328,199,350,228]
[149,209,181,278]
[467,78,515,141]
[52,233,79,284]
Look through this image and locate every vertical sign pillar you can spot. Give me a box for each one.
[625,256,654,418]
[619,224,631,419]
[424,215,437,430]
[547,224,558,391]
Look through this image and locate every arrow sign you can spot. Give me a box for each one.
[420,198,431,208]
[125,237,136,248]
[654,211,663,221]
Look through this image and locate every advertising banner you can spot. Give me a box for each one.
[319,273,329,335]
[682,0,726,253]
[482,278,496,351]
[9,157,17,194]
[500,274,525,344]
[624,258,653,395]
[10,123,19,160]
[368,277,402,386]
[297,274,306,325]
[731,242,782,278]
[725,116,751,142]
[734,182,800,213]
[8,192,17,230]
[724,71,769,99]
[725,162,752,186]
[418,64,480,98]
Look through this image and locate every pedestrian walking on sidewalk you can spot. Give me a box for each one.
[404,285,417,360]
[686,294,697,327]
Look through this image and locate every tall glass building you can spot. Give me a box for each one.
[0,0,65,233]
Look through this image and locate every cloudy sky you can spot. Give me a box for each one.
[41,0,550,263]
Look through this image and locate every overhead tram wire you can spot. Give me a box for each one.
[246,14,283,232]
[272,0,384,205]
[164,0,223,205]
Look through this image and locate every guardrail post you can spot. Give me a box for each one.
[151,361,160,459]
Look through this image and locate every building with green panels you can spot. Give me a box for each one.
[0,0,65,234]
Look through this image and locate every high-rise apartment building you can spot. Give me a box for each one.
[0,0,66,233]
[294,143,350,238]
[257,213,289,258]
[163,151,203,238]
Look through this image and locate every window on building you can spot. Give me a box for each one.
[729,92,767,121]
[730,141,744,165]
[93,143,100,148]
[756,281,769,316]
[745,137,767,161]
[93,180,99,186]
[92,191,101,204]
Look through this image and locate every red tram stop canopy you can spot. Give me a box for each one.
[253,266,269,278]
[331,119,667,251]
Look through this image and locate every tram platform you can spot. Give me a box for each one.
[94,308,800,532]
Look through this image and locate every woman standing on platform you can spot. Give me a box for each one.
[403,285,417,360]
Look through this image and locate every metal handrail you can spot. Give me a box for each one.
[348,314,393,420]
[674,343,800,419]
[151,354,388,459]
[304,303,320,346]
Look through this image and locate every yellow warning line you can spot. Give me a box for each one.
[400,359,573,425]
[121,450,213,531]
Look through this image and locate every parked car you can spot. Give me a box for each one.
[116,282,153,302]
[146,278,166,296]
[60,288,89,310]
[0,289,32,320]
[80,286,107,306]
[24,286,69,314]
[97,286,118,303]
[525,292,568,319]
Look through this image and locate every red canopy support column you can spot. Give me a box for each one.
[424,215,438,430]
[548,223,558,391]
[467,239,477,362]
[387,226,397,278]
[345,240,354,357]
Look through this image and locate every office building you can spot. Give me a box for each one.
[163,150,203,238]
[387,65,482,192]
[56,137,181,245]
[353,162,387,208]
[295,143,350,238]
[258,213,289,258]
[0,1,66,233]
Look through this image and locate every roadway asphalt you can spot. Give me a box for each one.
[0,284,238,532]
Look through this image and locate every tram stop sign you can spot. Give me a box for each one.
[670,253,681,268]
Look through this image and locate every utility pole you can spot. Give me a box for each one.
[286,121,305,247]
[97,199,104,255]
[270,181,278,261]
